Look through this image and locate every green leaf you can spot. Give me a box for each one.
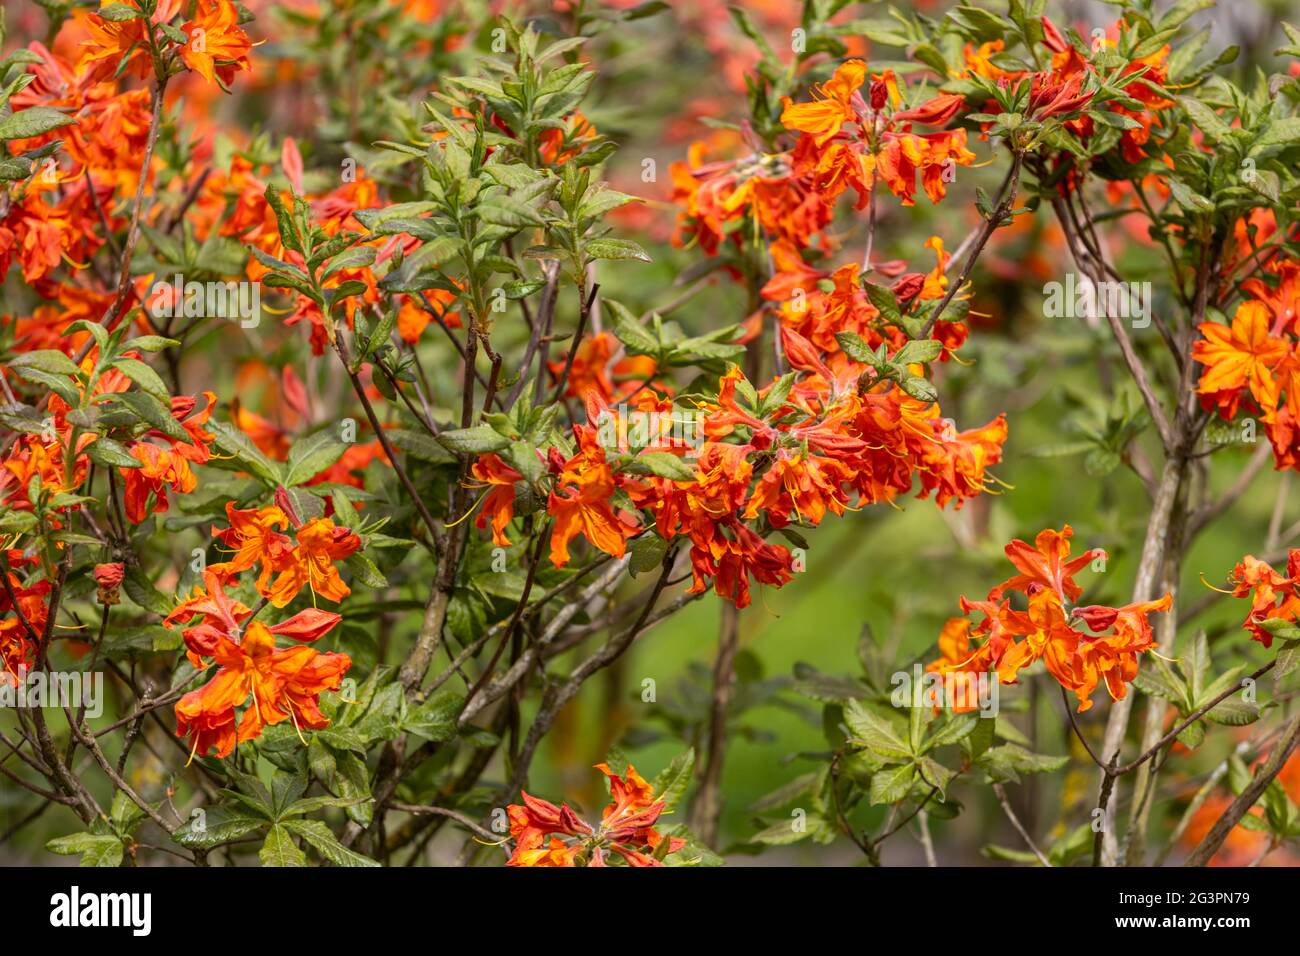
[285,430,348,486]
[208,420,284,486]
[869,762,917,804]
[281,819,379,867]
[345,551,387,589]
[403,691,464,743]
[584,237,651,262]
[606,300,659,354]
[259,824,306,867]
[173,806,267,849]
[976,744,1068,783]
[650,748,695,812]
[476,195,546,228]
[122,335,180,353]
[387,428,456,464]
[113,390,190,443]
[97,3,145,22]
[437,425,510,455]
[834,331,879,365]
[1176,96,1230,142]
[1132,657,1188,707]
[863,282,903,324]
[86,437,142,469]
[900,375,938,403]
[1178,632,1211,704]
[749,814,832,845]
[1204,698,1260,726]
[916,757,955,798]
[9,349,81,378]
[1254,117,1300,150]
[627,450,696,481]
[1177,719,1206,749]
[111,358,170,402]
[923,713,978,752]
[0,106,76,141]
[46,832,123,867]
[844,700,912,760]
[963,715,996,759]
[628,533,668,575]
[893,339,944,365]
[1167,178,1214,215]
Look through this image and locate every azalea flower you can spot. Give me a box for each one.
[180,0,254,87]
[505,764,686,867]
[934,526,1170,711]
[469,453,523,547]
[174,617,349,759]
[546,425,637,567]
[1193,300,1288,420]
[266,516,362,608]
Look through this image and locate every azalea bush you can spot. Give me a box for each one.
[2,0,1300,870]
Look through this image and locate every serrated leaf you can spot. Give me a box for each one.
[844,700,912,760]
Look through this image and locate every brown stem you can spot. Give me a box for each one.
[1184,713,1300,866]
[689,599,740,846]
[993,783,1052,866]
[919,152,1021,338]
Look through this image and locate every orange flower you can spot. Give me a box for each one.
[1193,300,1288,419]
[686,519,793,609]
[914,411,1008,508]
[1240,259,1300,337]
[121,443,197,524]
[988,524,1103,604]
[538,111,599,165]
[994,588,1085,690]
[209,503,294,592]
[470,453,523,547]
[941,526,1169,710]
[266,516,362,608]
[505,764,686,867]
[0,556,49,682]
[164,571,253,666]
[743,448,852,527]
[180,0,254,86]
[548,332,657,405]
[1073,595,1174,709]
[547,426,637,568]
[76,1,182,83]
[1225,551,1300,647]
[780,60,867,146]
[924,617,991,713]
[174,618,349,759]
[93,563,125,606]
[875,129,977,206]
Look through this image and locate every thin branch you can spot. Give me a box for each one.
[992,783,1052,866]
[1185,713,1300,866]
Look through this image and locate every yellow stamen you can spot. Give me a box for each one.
[1198,572,1233,595]
[445,488,490,529]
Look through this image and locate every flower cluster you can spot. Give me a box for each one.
[930,525,1171,711]
[963,17,1173,164]
[475,348,1006,608]
[2,0,252,290]
[1193,257,1300,468]
[164,572,350,759]
[670,59,977,258]
[0,553,50,682]
[209,495,362,608]
[506,764,685,867]
[1222,549,1300,647]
